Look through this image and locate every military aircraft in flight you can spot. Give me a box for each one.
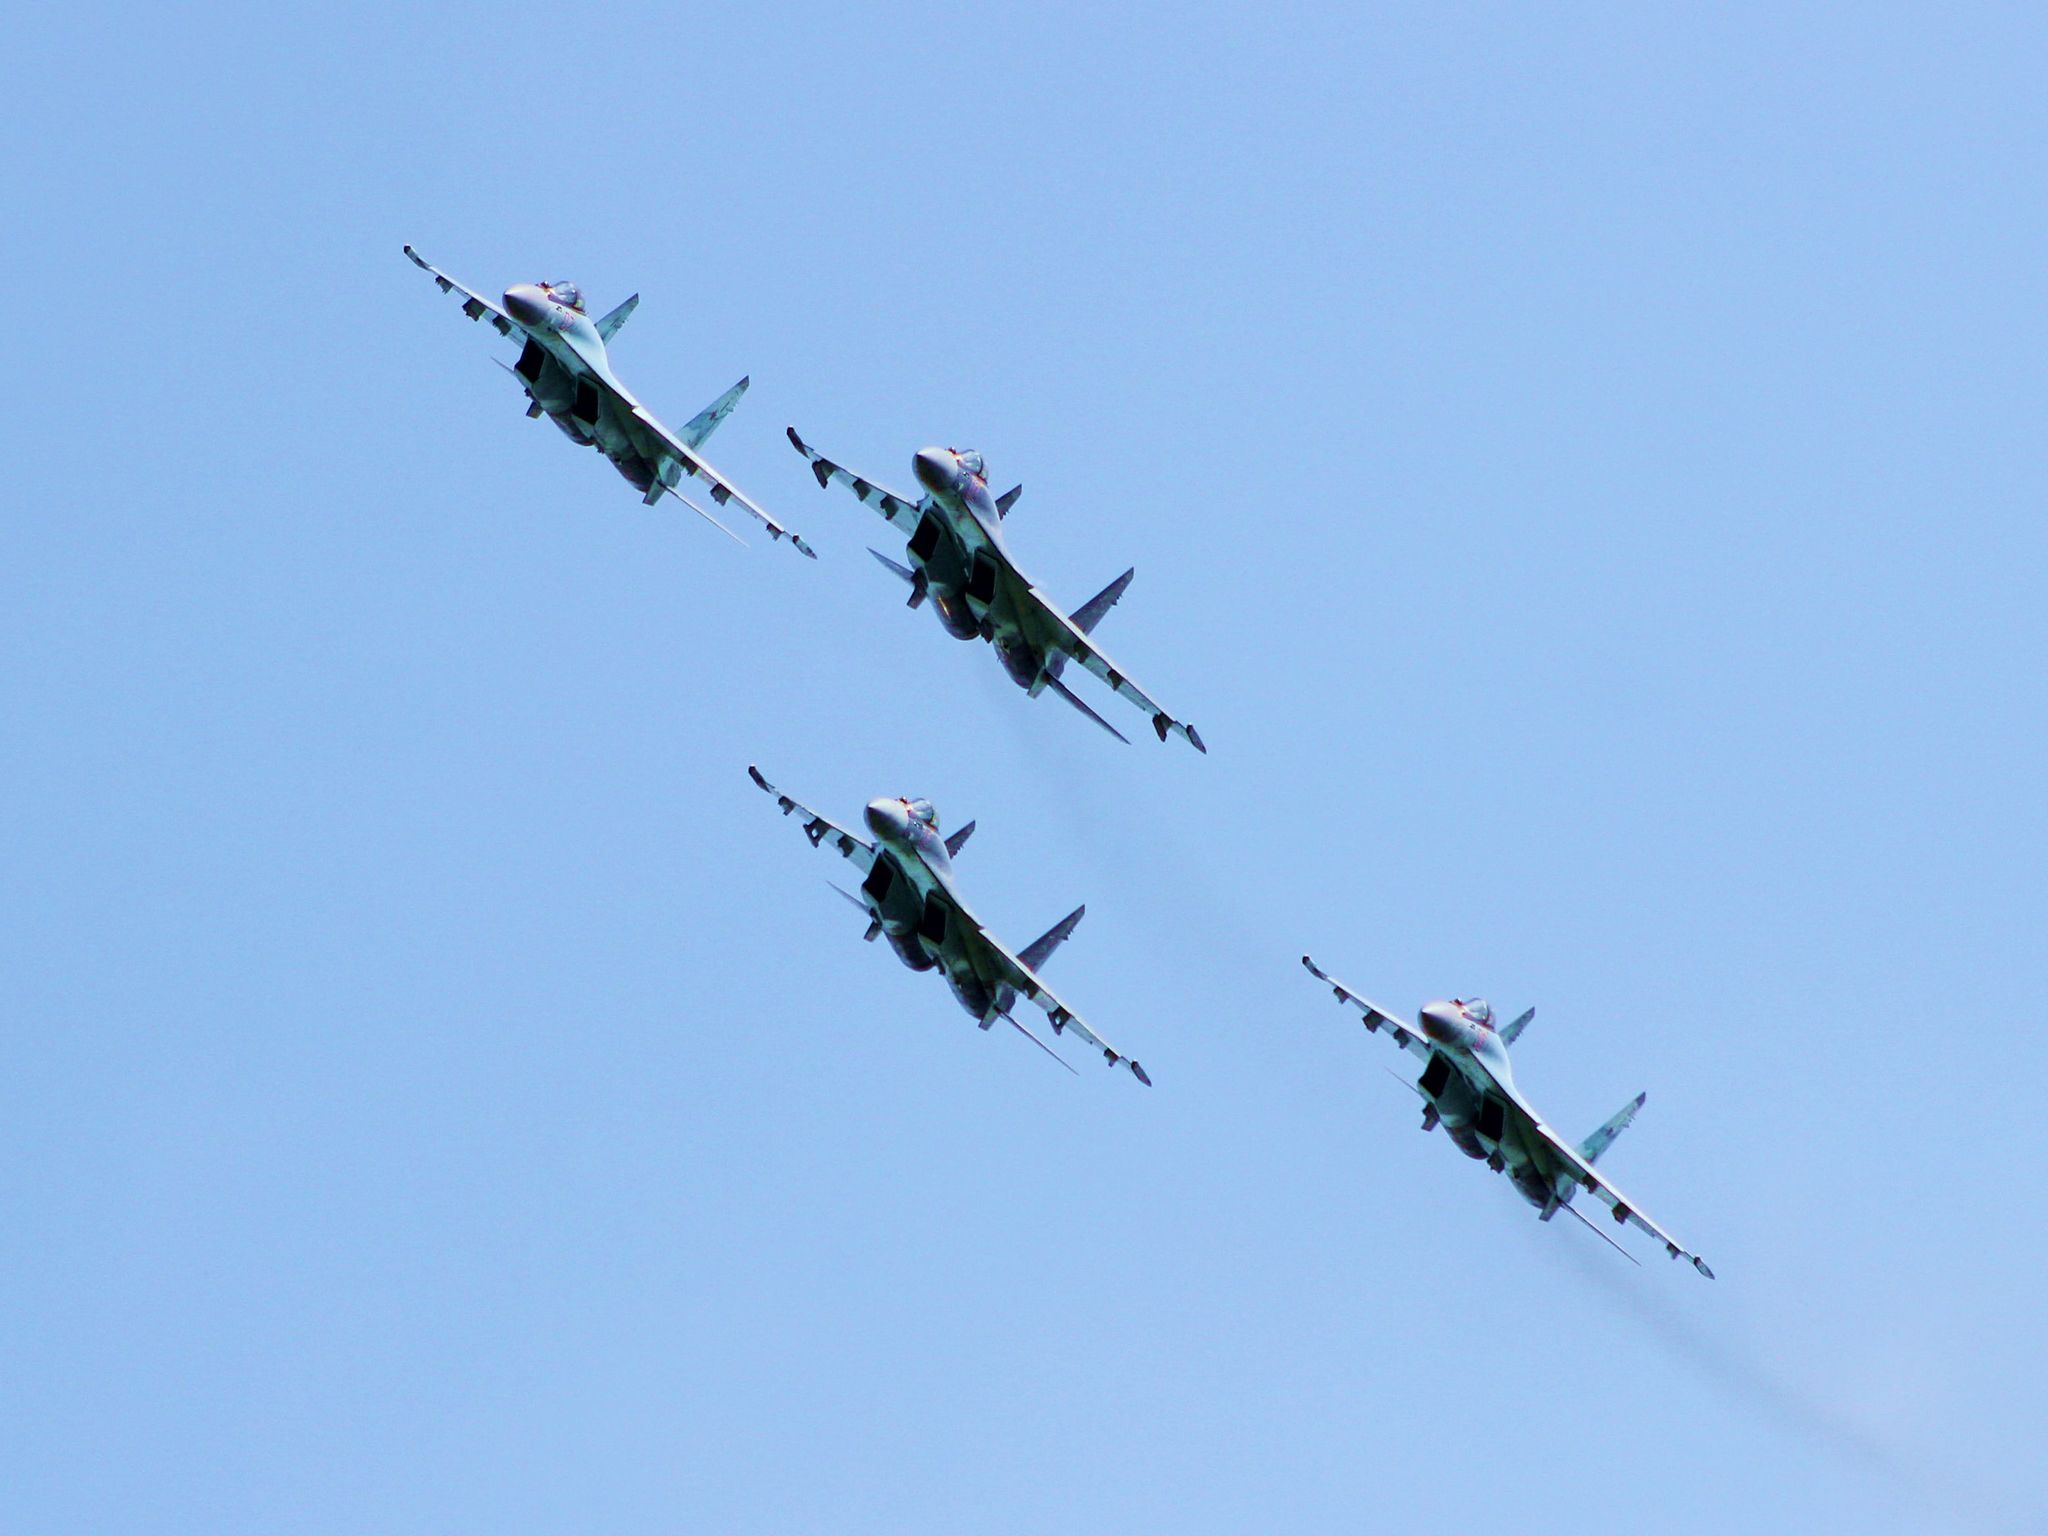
[750,767,1151,1085]
[1301,956,1713,1276]
[403,247,812,556]
[783,429,1203,751]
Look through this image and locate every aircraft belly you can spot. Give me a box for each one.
[868,851,927,934]
[911,515,974,587]
[941,948,997,1019]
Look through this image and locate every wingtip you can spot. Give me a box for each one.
[1188,724,1208,754]
[747,765,770,792]
[1131,1061,1152,1087]
[785,425,806,452]
[1694,1256,1715,1279]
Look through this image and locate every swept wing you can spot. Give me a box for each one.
[1479,1069,1714,1277]
[990,542,1205,752]
[950,909,1151,1086]
[1301,956,1435,1059]
[604,386,815,556]
[404,245,517,336]
[747,766,875,873]
[785,428,929,531]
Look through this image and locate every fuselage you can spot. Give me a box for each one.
[499,281,666,495]
[857,796,1017,1021]
[901,448,1053,692]
[1412,999,1574,1216]
[503,282,614,380]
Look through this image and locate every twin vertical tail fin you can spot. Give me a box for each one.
[595,292,640,342]
[1072,568,1135,636]
[1577,1092,1646,1165]
[1499,1007,1534,1046]
[678,376,751,449]
[1019,905,1085,972]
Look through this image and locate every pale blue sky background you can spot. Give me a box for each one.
[5,4,2046,1533]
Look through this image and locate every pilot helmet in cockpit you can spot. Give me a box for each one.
[956,450,985,479]
[546,281,584,312]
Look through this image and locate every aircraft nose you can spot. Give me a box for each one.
[913,447,955,494]
[503,285,548,327]
[1420,1003,1458,1044]
[865,797,907,837]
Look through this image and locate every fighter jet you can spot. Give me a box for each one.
[783,429,1203,751]
[1301,956,1713,1276]
[750,767,1151,1084]
[404,246,812,556]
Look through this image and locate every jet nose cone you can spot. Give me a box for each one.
[913,447,955,495]
[1420,1003,1458,1044]
[503,285,548,327]
[864,797,907,837]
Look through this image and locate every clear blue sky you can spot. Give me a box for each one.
[5,4,2045,1532]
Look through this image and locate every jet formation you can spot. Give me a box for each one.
[407,248,1713,1277]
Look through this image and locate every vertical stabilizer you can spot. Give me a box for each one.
[1072,568,1135,636]
[1578,1092,1646,1165]
[1019,905,1085,972]
[678,376,751,449]
[596,292,640,342]
[1500,1007,1534,1046]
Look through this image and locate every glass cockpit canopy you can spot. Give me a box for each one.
[1459,999,1494,1027]
[544,281,584,311]
[956,450,985,477]
[906,798,939,830]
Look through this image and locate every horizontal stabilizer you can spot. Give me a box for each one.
[1578,1092,1645,1165]
[943,820,975,858]
[596,292,639,342]
[1046,674,1130,744]
[678,376,750,450]
[662,481,747,546]
[996,484,1023,518]
[999,1012,1078,1075]
[1561,1198,1642,1266]
[1500,1007,1534,1046]
[1072,568,1134,636]
[869,547,917,584]
[1019,904,1085,972]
